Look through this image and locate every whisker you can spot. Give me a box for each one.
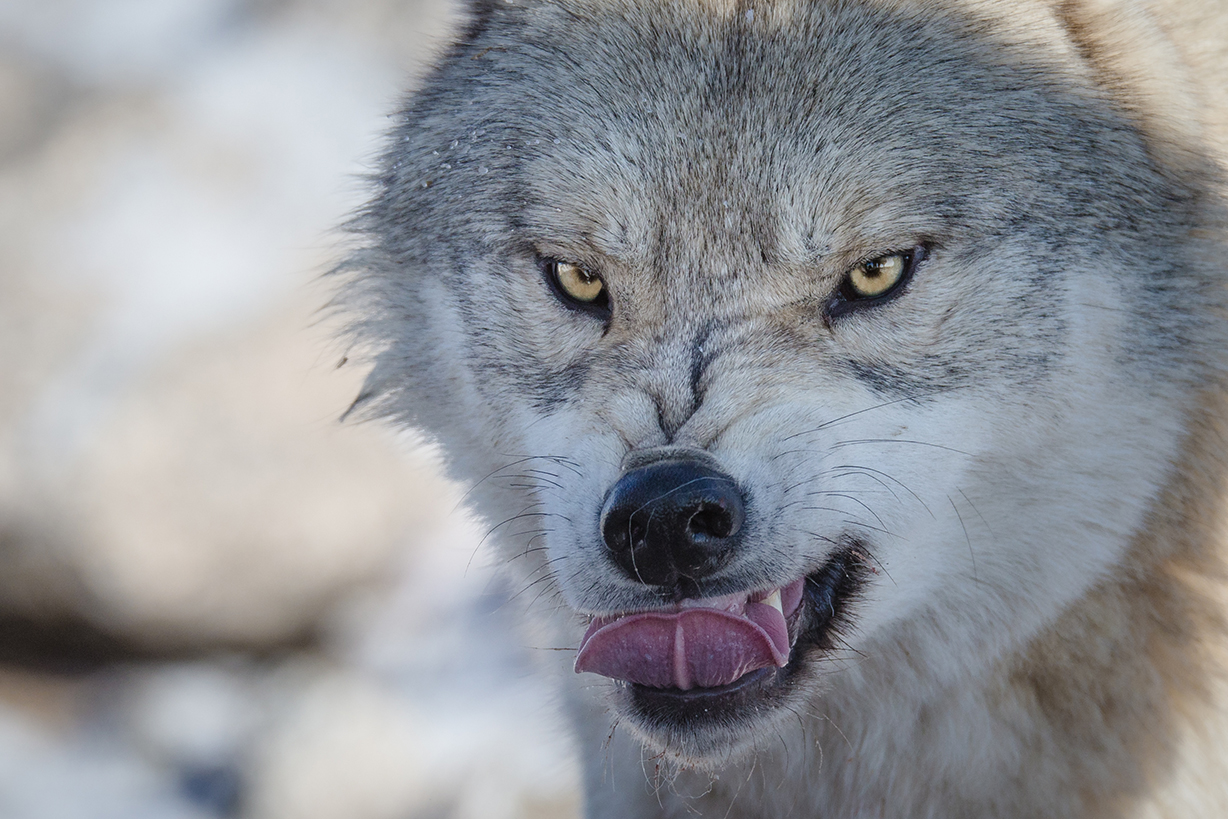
[769,447,828,461]
[804,530,842,549]
[958,488,997,540]
[826,468,902,504]
[948,495,981,585]
[500,469,567,488]
[513,474,567,491]
[454,455,562,510]
[831,463,934,518]
[780,387,959,442]
[504,541,552,563]
[803,491,887,530]
[841,519,901,539]
[523,468,563,480]
[506,571,561,606]
[480,509,567,542]
[526,579,567,612]
[469,505,563,572]
[831,438,970,456]
[794,505,853,516]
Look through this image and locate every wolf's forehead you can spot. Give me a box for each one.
[507,0,1072,269]
[517,122,932,282]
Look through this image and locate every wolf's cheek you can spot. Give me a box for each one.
[824,245,1070,398]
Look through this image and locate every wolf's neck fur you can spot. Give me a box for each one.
[1011,387,1228,817]
[805,391,1226,818]
[1018,389,1228,819]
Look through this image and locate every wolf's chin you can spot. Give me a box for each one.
[593,545,867,763]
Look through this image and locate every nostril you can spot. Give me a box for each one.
[687,502,738,541]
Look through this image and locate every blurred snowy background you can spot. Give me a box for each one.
[0,1,579,816]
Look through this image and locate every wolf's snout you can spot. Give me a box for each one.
[599,459,745,588]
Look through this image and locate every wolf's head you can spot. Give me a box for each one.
[341,0,1225,766]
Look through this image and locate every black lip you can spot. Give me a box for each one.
[628,667,781,729]
[624,544,866,728]
[793,546,864,654]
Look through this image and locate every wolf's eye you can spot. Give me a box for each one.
[848,253,907,298]
[547,260,609,310]
[829,247,922,317]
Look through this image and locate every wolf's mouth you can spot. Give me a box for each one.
[575,546,863,726]
[574,579,807,689]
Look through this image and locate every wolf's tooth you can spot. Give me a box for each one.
[764,589,783,615]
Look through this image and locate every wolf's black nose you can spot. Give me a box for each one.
[600,458,745,588]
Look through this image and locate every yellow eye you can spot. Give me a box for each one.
[552,261,606,304]
[847,252,908,299]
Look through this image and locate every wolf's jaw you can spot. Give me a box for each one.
[577,545,866,751]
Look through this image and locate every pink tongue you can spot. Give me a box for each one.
[574,602,790,690]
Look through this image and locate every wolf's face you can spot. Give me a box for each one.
[347,0,1215,765]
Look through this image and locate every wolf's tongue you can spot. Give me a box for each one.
[574,602,790,690]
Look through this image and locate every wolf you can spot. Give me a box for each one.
[337,0,1228,815]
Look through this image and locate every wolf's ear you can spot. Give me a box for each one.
[1049,0,1218,184]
